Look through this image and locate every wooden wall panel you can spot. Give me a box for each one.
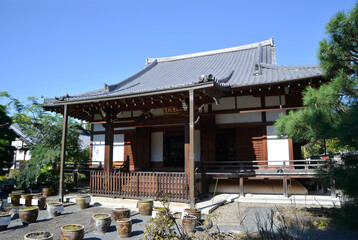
[124,131,136,171]
[236,126,265,164]
[135,127,151,170]
[200,115,216,163]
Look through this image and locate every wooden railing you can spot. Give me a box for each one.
[204,159,327,175]
[90,171,189,202]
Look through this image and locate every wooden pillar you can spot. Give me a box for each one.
[184,117,190,176]
[189,89,195,208]
[239,177,244,197]
[59,104,68,203]
[104,122,113,173]
[283,176,288,198]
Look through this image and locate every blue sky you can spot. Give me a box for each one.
[0,0,356,107]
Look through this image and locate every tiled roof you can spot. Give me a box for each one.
[10,123,35,145]
[43,38,321,105]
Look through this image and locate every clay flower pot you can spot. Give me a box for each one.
[137,199,153,216]
[42,187,53,197]
[60,224,84,240]
[0,212,12,231]
[19,206,39,225]
[33,195,46,210]
[24,231,53,240]
[8,192,21,206]
[91,214,111,234]
[152,207,167,218]
[182,215,197,234]
[116,218,132,238]
[184,208,201,220]
[12,189,25,194]
[76,194,91,210]
[112,208,130,221]
[21,193,34,207]
[47,202,64,218]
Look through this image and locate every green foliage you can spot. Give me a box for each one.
[0,104,16,174]
[1,92,89,188]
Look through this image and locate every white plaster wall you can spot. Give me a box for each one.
[133,110,142,117]
[16,150,25,161]
[266,125,289,166]
[266,110,286,122]
[195,130,201,162]
[237,95,261,108]
[92,134,105,165]
[25,151,31,160]
[113,134,124,162]
[265,95,286,107]
[212,97,235,111]
[93,124,105,132]
[216,112,261,124]
[93,114,102,121]
[11,140,23,149]
[151,132,163,162]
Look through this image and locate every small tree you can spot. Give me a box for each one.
[0,104,16,175]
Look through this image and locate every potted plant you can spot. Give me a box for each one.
[8,192,21,206]
[38,166,59,197]
[42,187,52,197]
[137,199,153,216]
[112,208,130,221]
[32,195,46,210]
[24,231,53,240]
[19,206,39,225]
[91,214,111,234]
[183,208,201,220]
[182,215,197,234]
[60,224,84,240]
[21,193,34,207]
[116,218,132,238]
[0,212,12,231]
[76,194,91,210]
[47,202,64,218]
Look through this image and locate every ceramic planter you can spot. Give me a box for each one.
[0,212,11,231]
[32,195,46,210]
[152,207,167,218]
[47,203,64,218]
[19,206,39,225]
[60,224,84,240]
[112,208,131,221]
[182,215,197,234]
[24,231,53,240]
[8,192,21,206]
[76,194,91,210]
[42,187,52,197]
[137,199,153,216]
[116,218,132,238]
[91,214,111,234]
[184,208,201,220]
[21,193,34,207]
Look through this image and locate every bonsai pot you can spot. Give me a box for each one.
[137,199,153,216]
[182,215,197,234]
[112,208,130,221]
[8,192,21,206]
[76,194,91,210]
[33,195,46,210]
[116,218,132,238]
[42,187,52,197]
[152,207,167,218]
[24,231,53,240]
[60,224,84,240]
[19,206,39,225]
[12,189,25,194]
[91,214,111,234]
[47,202,64,218]
[21,193,34,207]
[184,208,201,221]
[0,212,12,231]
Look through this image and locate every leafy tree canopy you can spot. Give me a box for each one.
[0,104,16,175]
[275,3,358,150]
[1,92,89,188]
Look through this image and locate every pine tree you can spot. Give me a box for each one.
[0,104,16,174]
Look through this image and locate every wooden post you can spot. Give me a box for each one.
[189,89,195,208]
[59,104,68,203]
[239,177,244,197]
[283,176,288,198]
[104,122,113,173]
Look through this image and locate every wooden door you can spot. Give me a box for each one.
[135,127,151,170]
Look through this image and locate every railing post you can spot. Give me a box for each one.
[240,177,244,197]
[331,179,336,199]
[283,176,288,198]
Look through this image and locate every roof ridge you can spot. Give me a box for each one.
[261,63,320,70]
[147,38,274,64]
